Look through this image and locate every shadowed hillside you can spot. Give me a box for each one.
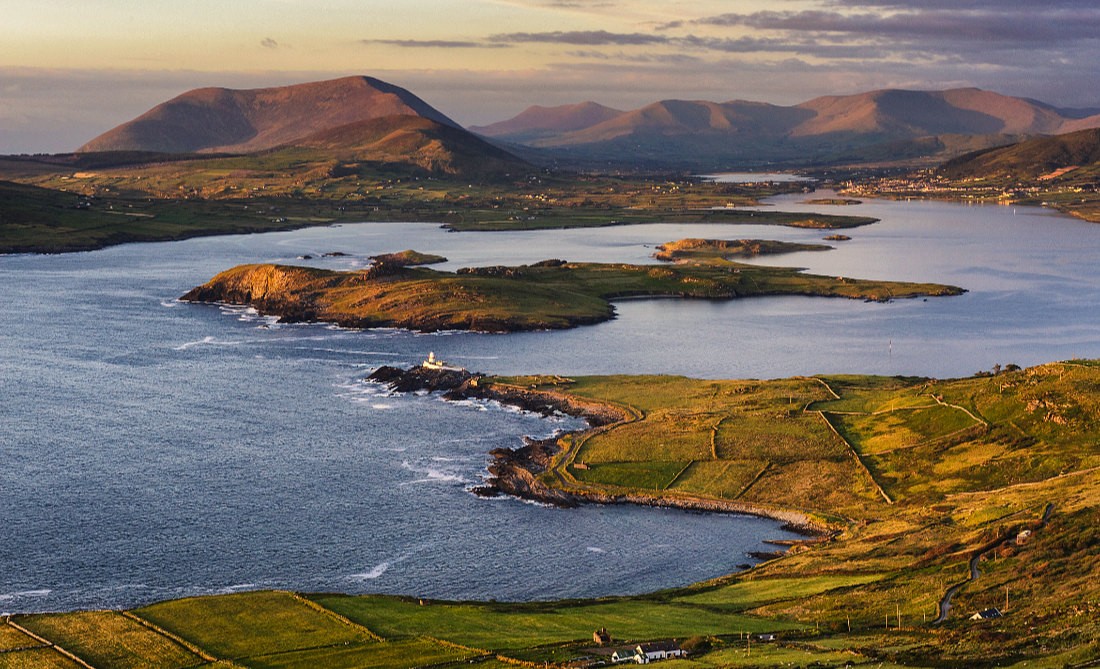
[292,115,527,176]
[939,127,1100,181]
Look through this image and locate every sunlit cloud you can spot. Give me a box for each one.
[489,30,666,46]
[362,39,511,49]
[695,8,1100,44]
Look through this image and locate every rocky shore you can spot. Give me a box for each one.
[367,364,830,537]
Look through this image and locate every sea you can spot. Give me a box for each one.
[4,187,1100,613]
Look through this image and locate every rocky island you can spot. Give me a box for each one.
[652,237,832,263]
[181,247,964,333]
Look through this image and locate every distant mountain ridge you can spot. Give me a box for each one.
[78,76,462,154]
[469,101,623,143]
[477,88,1100,168]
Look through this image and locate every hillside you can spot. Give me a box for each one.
[478,87,1100,168]
[77,75,461,154]
[291,115,527,176]
[938,127,1100,181]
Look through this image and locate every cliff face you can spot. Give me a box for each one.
[181,264,338,323]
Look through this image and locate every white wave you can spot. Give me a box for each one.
[371,403,394,410]
[0,588,51,602]
[349,561,390,580]
[218,305,258,317]
[400,460,469,486]
[215,583,260,594]
[307,348,405,357]
[160,299,180,308]
[586,547,607,554]
[174,336,242,351]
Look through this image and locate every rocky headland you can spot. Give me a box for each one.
[367,364,829,535]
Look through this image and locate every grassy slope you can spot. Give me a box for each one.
[181,258,963,333]
[7,361,1099,668]
[0,179,368,254]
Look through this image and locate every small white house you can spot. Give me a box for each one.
[611,642,684,664]
[970,608,1003,621]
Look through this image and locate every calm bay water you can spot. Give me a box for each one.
[3,191,1100,613]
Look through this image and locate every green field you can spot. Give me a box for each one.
[16,611,202,669]
[133,591,377,659]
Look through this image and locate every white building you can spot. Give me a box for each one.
[611,641,684,664]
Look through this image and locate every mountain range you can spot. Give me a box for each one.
[474,88,1100,169]
[77,77,1100,172]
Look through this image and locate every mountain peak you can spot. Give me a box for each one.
[78,76,460,154]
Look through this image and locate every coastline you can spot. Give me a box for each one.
[367,364,834,539]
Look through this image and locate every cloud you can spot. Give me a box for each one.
[487,30,887,61]
[260,37,279,49]
[694,7,1100,46]
[362,39,511,49]
[565,50,702,64]
[489,30,667,46]
[488,0,617,12]
[830,0,1099,9]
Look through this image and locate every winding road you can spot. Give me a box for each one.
[934,502,1054,624]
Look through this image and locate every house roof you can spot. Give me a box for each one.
[971,608,1003,619]
[638,641,680,653]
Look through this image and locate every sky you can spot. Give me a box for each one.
[2,0,1100,153]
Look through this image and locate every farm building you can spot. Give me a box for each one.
[611,641,684,664]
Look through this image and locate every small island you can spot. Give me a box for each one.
[181,249,964,332]
[652,238,832,263]
[369,249,447,266]
[803,197,863,205]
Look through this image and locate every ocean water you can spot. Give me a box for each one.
[4,192,1100,613]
